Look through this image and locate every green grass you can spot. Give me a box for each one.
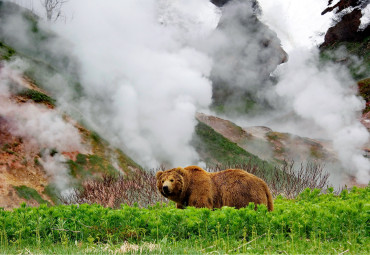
[0,187,368,254]
[43,184,61,205]
[1,143,15,155]
[13,186,50,206]
[320,36,370,80]
[266,131,287,141]
[0,237,367,254]
[17,89,56,106]
[193,121,275,170]
[88,131,142,173]
[90,131,102,144]
[66,153,121,179]
[0,41,16,61]
[115,149,143,173]
[211,97,257,115]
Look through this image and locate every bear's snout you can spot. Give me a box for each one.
[163,185,170,195]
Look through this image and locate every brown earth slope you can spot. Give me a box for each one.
[0,64,140,210]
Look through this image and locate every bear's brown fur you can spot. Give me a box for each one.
[156,165,273,211]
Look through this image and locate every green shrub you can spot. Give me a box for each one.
[1,187,368,246]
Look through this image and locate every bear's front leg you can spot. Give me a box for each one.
[188,195,213,209]
[176,203,185,209]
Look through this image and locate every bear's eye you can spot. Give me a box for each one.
[170,179,174,182]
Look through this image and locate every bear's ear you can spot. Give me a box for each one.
[176,167,187,176]
[156,171,163,179]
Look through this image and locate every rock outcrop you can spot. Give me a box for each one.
[207,0,287,108]
[321,0,370,47]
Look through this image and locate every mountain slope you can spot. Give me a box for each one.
[0,39,142,209]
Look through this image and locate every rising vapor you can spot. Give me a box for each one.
[0,60,84,191]
[50,0,217,168]
[273,49,369,184]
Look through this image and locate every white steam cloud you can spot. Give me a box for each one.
[0,60,84,191]
[1,101,82,152]
[258,0,334,51]
[49,0,216,168]
[0,62,82,152]
[360,4,370,30]
[273,49,369,184]
[203,0,286,94]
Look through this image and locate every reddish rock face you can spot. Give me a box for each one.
[322,0,364,15]
[321,0,370,47]
[362,112,370,127]
[0,116,50,209]
[208,0,288,107]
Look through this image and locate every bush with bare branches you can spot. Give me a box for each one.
[61,169,167,208]
[209,161,330,199]
[41,0,68,22]
[62,161,331,208]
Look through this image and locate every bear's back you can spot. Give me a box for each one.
[210,169,269,209]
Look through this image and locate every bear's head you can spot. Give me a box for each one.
[156,167,186,201]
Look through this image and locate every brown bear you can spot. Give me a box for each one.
[156,165,273,211]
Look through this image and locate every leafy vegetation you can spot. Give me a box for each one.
[0,187,368,254]
[13,186,50,206]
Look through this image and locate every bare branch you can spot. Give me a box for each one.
[40,0,68,22]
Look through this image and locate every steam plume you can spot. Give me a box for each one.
[0,60,84,191]
[50,0,217,168]
[273,49,369,184]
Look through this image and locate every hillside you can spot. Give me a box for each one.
[0,60,141,209]
[0,2,142,208]
[196,113,337,162]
